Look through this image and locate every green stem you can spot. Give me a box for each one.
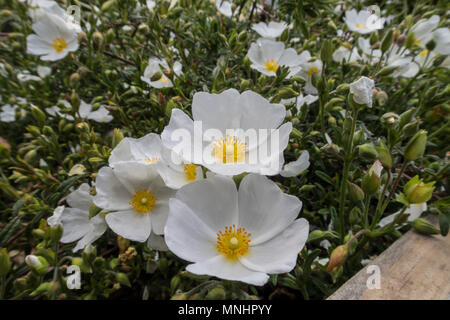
[363,196,371,228]
[338,106,358,242]
[0,275,6,299]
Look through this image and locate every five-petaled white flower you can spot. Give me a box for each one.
[344,9,384,34]
[165,174,309,286]
[216,0,233,17]
[251,21,287,39]
[93,162,175,242]
[349,76,375,107]
[141,58,183,89]
[332,45,361,63]
[26,11,79,61]
[248,39,309,78]
[47,183,107,252]
[296,55,323,95]
[410,15,440,48]
[109,133,204,189]
[161,89,292,176]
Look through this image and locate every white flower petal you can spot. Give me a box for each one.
[105,209,151,242]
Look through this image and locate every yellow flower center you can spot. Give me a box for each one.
[414,38,421,46]
[52,38,67,52]
[264,59,279,72]
[418,49,429,58]
[307,67,319,77]
[212,134,247,164]
[355,23,367,29]
[160,76,169,86]
[184,163,198,182]
[130,190,156,214]
[216,225,251,261]
[145,157,160,164]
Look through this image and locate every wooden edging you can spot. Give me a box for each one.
[327,217,450,300]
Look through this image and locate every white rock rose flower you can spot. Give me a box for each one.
[47,183,107,252]
[297,57,323,95]
[344,9,384,34]
[332,46,361,63]
[251,21,287,39]
[26,0,82,33]
[216,0,232,17]
[378,203,427,228]
[109,133,203,189]
[349,76,375,107]
[280,150,310,177]
[386,45,419,78]
[93,162,175,242]
[79,100,113,123]
[165,174,309,286]
[141,58,183,89]
[161,89,292,176]
[0,105,19,123]
[410,15,440,48]
[247,39,309,78]
[26,12,79,61]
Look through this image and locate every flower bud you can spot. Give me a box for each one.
[353,129,365,146]
[412,218,440,235]
[399,107,416,129]
[358,143,378,160]
[30,104,46,124]
[336,83,350,94]
[320,39,333,64]
[347,181,365,202]
[404,175,435,204]
[205,286,226,300]
[69,73,80,87]
[92,32,104,50]
[327,244,348,272]
[404,130,427,161]
[25,255,48,275]
[381,112,399,127]
[362,160,382,195]
[48,224,63,243]
[375,140,392,169]
[0,248,11,276]
[115,272,131,287]
[381,29,394,53]
[277,87,299,99]
[405,32,416,50]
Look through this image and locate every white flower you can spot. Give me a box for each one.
[378,203,427,228]
[79,100,113,123]
[17,71,41,82]
[358,37,382,63]
[109,133,203,189]
[251,21,287,39]
[247,39,309,78]
[386,45,419,78]
[26,12,79,61]
[216,0,232,17]
[410,15,440,48]
[45,100,74,120]
[141,58,182,89]
[332,46,361,63]
[281,93,318,116]
[146,0,156,9]
[161,89,292,176]
[432,28,450,55]
[344,9,384,34]
[27,0,82,33]
[93,162,175,242]
[0,63,7,77]
[37,65,52,78]
[165,174,309,286]
[297,57,323,95]
[47,183,107,252]
[0,104,19,122]
[349,76,375,107]
[280,150,310,177]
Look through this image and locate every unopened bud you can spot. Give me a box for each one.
[205,286,226,300]
[404,175,435,204]
[404,130,427,161]
[0,248,11,276]
[362,160,383,195]
[412,218,440,235]
[347,181,365,202]
[358,143,378,160]
[327,244,348,272]
[375,140,392,169]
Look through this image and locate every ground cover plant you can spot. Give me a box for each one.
[0,0,449,300]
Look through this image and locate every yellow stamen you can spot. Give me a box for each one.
[355,23,367,29]
[145,157,160,164]
[212,134,247,164]
[264,59,279,73]
[307,67,319,77]
[130,190,156,214]
[418,49,429,58]
[160,76,169,86]
[184,164,198,182]
[216,225,251,261]
[52,38,67,52]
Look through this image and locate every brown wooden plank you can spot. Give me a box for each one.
[327,218,450,300]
